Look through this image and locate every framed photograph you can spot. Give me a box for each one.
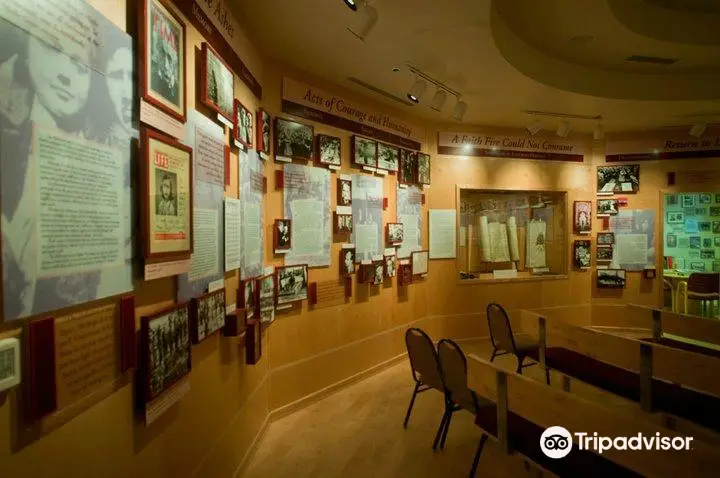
[141,303,191,402]
[359,263,374,284]
[337,178,352,206]
[398,263,413,286]
[703,238,713,248]
[257,108,271,158]
[384,254,397,277]
[377,143,399,172]
[274,219,292,251]
[371,260,384,285]
[678,237,690,248]
[710,207,720,217]
[666,211,684,224]
[399,149,417,185]
[699,221,711,232]
[190,289,225,344]
[142,128,193,259]
[597,198,619,216]
[715,237,720,247]
[689,236,701,249]
[597,246,613,261]
[276,265,308,305]
[573,240,591,269]
[665,194,678,206]
[685,218,699,233]
[689,250,701,258]
[200,43,234,122]
[699,193,712,204]
[387,223,404,245]
[573,201,592,233]
[233,100,253,149]
[716,194,720,204]
[597,165,639,194]
[597,232,614,245]
[596,269,626,289]
[275,117,314,161]
[682,195,695,207]
[411,250,429,275]
[690,261,706,272]
[417,153,431,185]
[701,249,716,260]
[238,279,256,319]
[334,212,353,234]
[352,136,378,168]
[666,234,677,248]
[257,274,275,324]
[140,0,186,122]
[317,134,342,167]
[340,248,356,276]
[714,261,720,272]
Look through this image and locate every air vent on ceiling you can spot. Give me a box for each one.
[626,55,677,65]
[347,77,414,106]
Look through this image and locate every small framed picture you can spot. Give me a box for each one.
[200,43,234,122]
[666,234,677,248]
[667,211,684,224]
[238,279,256,319]
[573,201,592,233]
[710,207,720,217]
[275,117,314,161]
[703,238,713,248]
[699,193,712,204]
[411,250,429,275]
[140,0,187,122]
[384,254,397,277]
[690,261,706,272]
[359,263,374,284]
[372,260,384,285]
[597,165,639,194]
[665,194,678,206]
[317,134,342,167]
[574,240,591,269]
[274,219,292,251]
[398,263,413,286]
[399,149,417,185]
[233,100,253,149]
[352,136,378,168]
[689,236,701,249]
[682,195,695,207]
[257,274,276,324]
[716,194,720,204]
[340,248,356,276]
[387,223,404,245]
[141,303,191,403]
[334,212,353,234]
[597,198,619,216]
[417,153,431,185]
[597,232,614,245]
[337,178,352,206]
[190,289,226,344]
[275,264,308,305]
[596,269,626,289]
[701,249,716,260]
[377,143,399,172]
[714,261,720,272]
[256,108,271,159]
[699,221,711,232]
[597,246,613,261]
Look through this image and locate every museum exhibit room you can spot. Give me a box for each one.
[2,0,720,476]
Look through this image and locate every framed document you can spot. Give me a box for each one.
[411,250,429,275]
[200,42,234,122]
[140,0,186,122]
[142,128,193,259]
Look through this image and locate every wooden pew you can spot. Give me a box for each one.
[467,353,720,477]
[628,304,720,352]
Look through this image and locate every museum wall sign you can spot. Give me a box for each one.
[606,132,720,162]
[437,132,585,162]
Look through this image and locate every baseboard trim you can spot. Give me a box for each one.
[233,413,271,478]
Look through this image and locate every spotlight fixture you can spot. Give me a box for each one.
[526,119,542,136]
[407,78,427,104]
[343,0,358,11]
[452,100,468,122]
[347,2,378,41]
[556,120,572,138]
[689,122,706,138]
[593,123,605,140]
[429,89,447,112]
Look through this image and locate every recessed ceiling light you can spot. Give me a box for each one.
[392,67,400,72]
[344,0,358,11]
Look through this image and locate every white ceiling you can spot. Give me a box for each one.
[232,0,720,134]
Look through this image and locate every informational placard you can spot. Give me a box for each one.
[144,258,191,281]
[609,210,657,271]
[224,198,242,271]
[240,149,264,279]
[283,163,331,267]
[437,132,585,162]
[397,186,423,259]
[352,175,383,262]
[178,111,225,301]
[429,209,457,259]
[140,100,185,141]
[606,129,720,162]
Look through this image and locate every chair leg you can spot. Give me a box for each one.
[516,356,524,374]
[469,433,489,478]
[433,409,449,450]
[545,366,551,386]
[403,382,420,429]
[440,408,453,449]
[489,348,498,362]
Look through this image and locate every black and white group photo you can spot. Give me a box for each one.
[385,255,397,277]
[667,211,684,224]
[372,261,384,285]
[242,279,256,318]
[318,134,341,166]
[399,149,416,184]
[387,223,404,244]
[597,246,613,261]
[596,269,626,288]
[234,100,253,148]
[195,291,226,342]
[341,248,356,276]
[275,219,291,249]
[203,43,234,120]
[597,232,614,245]
[276,265,308,305]
[574,240,591,269]
[335,213,353,233]
[597,165,640,194]
[353,136,377,167]
[377,143,399,171]
[337,179,352,206]
[417,153,431,184]
[146,306,191,400]
[275,117,313,160]
[259,274,276,324]
[597,199,619,216]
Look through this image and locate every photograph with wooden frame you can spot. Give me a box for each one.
[359,263,374,284]
[597,165,639,194]
[317,134,342,168]
[597,198,619,216]
[574,240,591,269]
[334,212,353,234]
[597,246,613,261]
[257,274,276,324]
[257,108,271,158]
[190,289,225,344]
[141,302,191,403]
[411,250,429,275]
[140,0,187,122]
[597,232,615,246]
[377,142,399,172]
[398,263,413,286]
[351,135,378,168]
[238,279,256,320]
[399,149,417,185]
[371,260,384,285]
[596,269,626,288]
[274,117,314,161]
[384,254,397,278]
[233,99,253,149]
[573,201,592,234]
[274,219,292,251]
[386,222,404,245]
[416,153,431,185]
[199,42,234,123]
[340,248,356,276]
[275,264,308,305]
[142,127,193,259]
[337,178,352,206]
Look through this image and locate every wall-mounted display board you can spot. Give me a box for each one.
[283,163,331,266]
[605,129,720,161]
[663,192,719,273]
[0,1,135,321]
[397,186,423,259]
[351,175,383,262]
[607,210,657,271]
[429,210,457,259]
[239,149,265,279]
[437,132,585,162]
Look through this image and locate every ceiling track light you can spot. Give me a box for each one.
[689,122,706,138]
[347,1,378,41]
[405,64,466,119]
[407,78,427,104]
[343,0,358,11]
[452,100,468,122]
[429,89,447,112]
[593,123,605,140]
[526,119,542,136]
[556,120,572,138]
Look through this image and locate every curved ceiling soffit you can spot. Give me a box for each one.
[489,1,720,101]
[608,0,720,46]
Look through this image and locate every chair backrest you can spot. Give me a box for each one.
[688,273,720,295]
[486,303,517,354]
[437,339,479,414]
[404,328,443,390]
